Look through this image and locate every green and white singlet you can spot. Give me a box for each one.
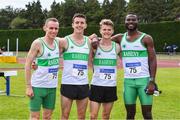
[62,35,90,85]
[121,32,150,78]
[31,37,59,88]
[91,42,117,87]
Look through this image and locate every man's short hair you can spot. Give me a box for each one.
[126,12,138,19]
[72,13,87,22]
[99,19,114,28]
[45,18,59,26]
[127,12,137,16]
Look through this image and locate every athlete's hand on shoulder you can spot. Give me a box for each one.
[26,86,34,98]
[89,34,100,49]
[89,33,97,40]
[58,37,68,50]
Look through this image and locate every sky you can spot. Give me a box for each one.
[0,0,129,10]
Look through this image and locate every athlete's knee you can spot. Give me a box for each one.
[78,115,86,119]
[61,112,70,119]
[77,111,86,119]
[102,112,110,119]
[43,113,52,120]
[31,115,40,120]
[31,112,40,120]
[61,105,71,119]
[141,105,152,119]
[142,111,152,119]
[126,111,135,119]
[90,113,98,120]
[77,107,87,119]
[125,104,136,119]
[42,109,53,120]
[43,115,51,120]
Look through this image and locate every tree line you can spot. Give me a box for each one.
[0,0,180,29]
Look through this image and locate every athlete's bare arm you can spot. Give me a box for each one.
[143,35,157,82]
[25,39,41,97]
[57,37,68,54]
[115,43,121,55]
[111,33,123,44]
[87,38,94,69]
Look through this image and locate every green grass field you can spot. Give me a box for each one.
[0,64,180,119]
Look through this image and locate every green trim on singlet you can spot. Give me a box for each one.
[54,38,58,48]
[99,42,114,52]
[122,50,148,57]
[40,38,56,51]
[114,42,117,53]
[86,37,91,49]
[68,35,86,47]
[140,35,147,49]
[37,57,59,66]
[125,32,146,43]
[93,58,117,66]
[63,52,89,61]
[63,37,69,52]
[37,39,44,58]
[114,43,119,59]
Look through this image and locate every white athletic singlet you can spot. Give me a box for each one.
[61,35,90,85]
[91,42,117,87]
[31,37,59,88]
[121,32,150,78]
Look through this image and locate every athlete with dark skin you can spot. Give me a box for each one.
[111,13,157,119]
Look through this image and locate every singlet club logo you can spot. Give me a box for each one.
[122,44,126,48]
[48,53,51,57]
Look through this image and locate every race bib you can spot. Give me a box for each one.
[99,69,116,80]
[125,62,142,74]
[48,68,58,80]
[72,64,87,78]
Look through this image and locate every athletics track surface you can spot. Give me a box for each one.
[0,58,179,71]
